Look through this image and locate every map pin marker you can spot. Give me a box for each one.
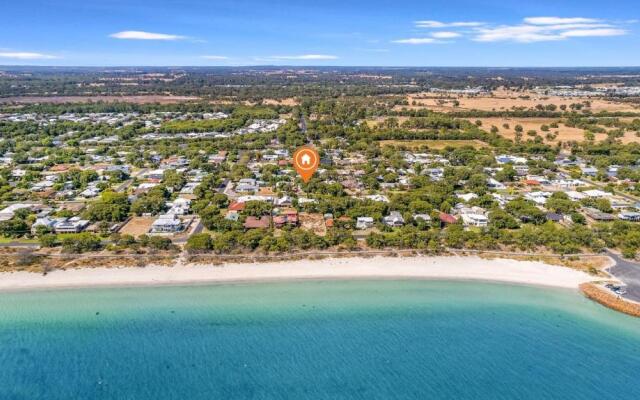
[293,146,320,183]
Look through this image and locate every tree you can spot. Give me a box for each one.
[39,234,58,247]
[186,233,213,252]
[163,169,186,192]
[61,233,102,253]
[85,191,130,222]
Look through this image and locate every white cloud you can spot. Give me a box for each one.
[524,17,600,25]
[268,54,338,60]
[405,16,630,43]
[109,31,186,40]
[415,20,484,28]
[560,28,627,37]
[431,31,462,39]
[392,38,438,44]
[201,55,229,60]
[0,52,58,60]
[472,17,628,42]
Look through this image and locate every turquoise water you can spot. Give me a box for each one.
[1,280,639,399]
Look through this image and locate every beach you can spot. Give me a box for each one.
[0,256,595,291]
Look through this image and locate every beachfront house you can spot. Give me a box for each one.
[383,211,405,227]
[151,214,183,233]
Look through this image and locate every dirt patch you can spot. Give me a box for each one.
[263,98,299,106]
[119,217,155,237]
[299,212,327,236]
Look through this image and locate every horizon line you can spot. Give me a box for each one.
[2,64,640,69]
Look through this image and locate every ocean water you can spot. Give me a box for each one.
[0,280,639,400]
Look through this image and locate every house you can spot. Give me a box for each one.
[31,217,59,234]
[460,213,489,228]
[457,193,478,202]
[487,178,506,190]
[496,155,527,165]
[546,212,563,222]
[236,195,273,203]
[609,197,632,210]
[80,186,101,198]
[583,207,615,221]
[180,182,199,195]
[0,203,35,222]
[167,198,191,215]
[618,211,640,222]
[235,178,260,193]
[580,166,598,176]
[565,190,587,201]
[244,216,271,229]
[525,191,551,205]
[151,214,183,233]
[438,212,458,226]
[273,209,298,228]
[413,214,432,223]
[364,194,390,203]
[275,195,293,207]
[456,206,488,228]
[383,211,405,227]
[228,201,246,212]
[356,217,374,230]
[53,217,90,233]
[208,151,227,164]
[583,189,610,198]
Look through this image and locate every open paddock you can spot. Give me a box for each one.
[379,139,489,149]
[0,95,201,104]
[397,90,640,114]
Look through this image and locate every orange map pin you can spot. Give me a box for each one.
[293,146,320,183]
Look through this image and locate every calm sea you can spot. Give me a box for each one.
[1,280,639,399]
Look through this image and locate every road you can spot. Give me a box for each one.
[606,250,640,302]
[559,167,640,204]
[299,114,307,133]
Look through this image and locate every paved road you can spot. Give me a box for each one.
[607,251,640,302]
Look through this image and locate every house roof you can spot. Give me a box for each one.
[439,212,458,224]
[228,202,246,211]
[244,216,271,229]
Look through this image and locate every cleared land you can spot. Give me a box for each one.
[468,117,640,144]
[379,139,489,149]
[118,217,155,237]
[299,212,327,236]
[398,90,640,113]
[0,95,200,104]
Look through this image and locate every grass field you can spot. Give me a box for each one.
[379,139,489,149]
[398,89,640,114]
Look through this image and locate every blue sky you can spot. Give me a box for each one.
[0,0,638,66]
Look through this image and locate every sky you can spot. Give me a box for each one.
[0,0,639,67]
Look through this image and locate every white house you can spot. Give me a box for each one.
[151,214,183,233]
[356,217,374,230]
[383,211,405,227]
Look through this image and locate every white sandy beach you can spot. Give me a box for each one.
[0,256,595,291]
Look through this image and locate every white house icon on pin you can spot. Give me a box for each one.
[301,154,311,166]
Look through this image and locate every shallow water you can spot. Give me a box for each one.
[1,280,639,399]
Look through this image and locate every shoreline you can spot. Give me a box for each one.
[0,255,596,293]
